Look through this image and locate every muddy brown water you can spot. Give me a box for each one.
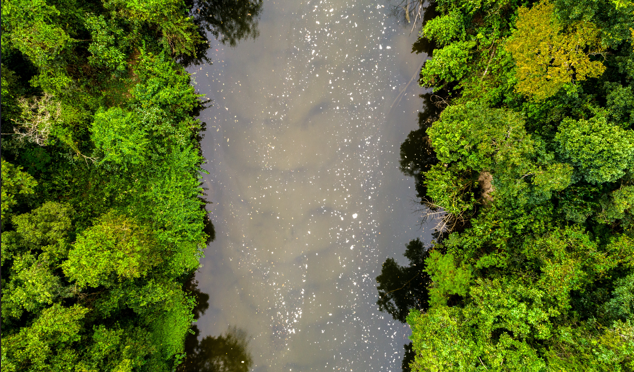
[189,0,433,370]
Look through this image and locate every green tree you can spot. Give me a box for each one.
[103,0,203,57]
[555,115,634,184]
[2,202,74,320]
[425,250,471,307]
[1,159,37,222]
[1,304,89,372]
[403,1,634,370]
[427,103,534,173]
[63,212,164,289]
[91,107,150,167]
[0,0,237,367]
[605,82,634,127]
[422,11,464,47]
[421,41,476,88]
[84,14,129,72]
[1,0,72,68]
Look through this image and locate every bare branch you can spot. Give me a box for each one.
[11,93,61,146]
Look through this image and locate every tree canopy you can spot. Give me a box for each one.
[1,0,261,370]
[382,0,634,370]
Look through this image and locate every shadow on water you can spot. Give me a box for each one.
[203,212,216,245]
[376,239,431,324]
[180,0,264,67]
[386,0,438,39]
[399,97,440,202]
[376,239,431,372]
[387,0,424,25]
[179,0,261,367]
[410,0,438,56]
[376,1,449,370]
[180,278,254,372]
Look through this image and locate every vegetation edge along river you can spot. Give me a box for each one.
[377,0,634,370]
[4,0,634,370]
[1,0,260,370]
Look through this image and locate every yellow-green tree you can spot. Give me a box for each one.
[505,0,606,100]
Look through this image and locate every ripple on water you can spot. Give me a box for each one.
[192,0,430,370]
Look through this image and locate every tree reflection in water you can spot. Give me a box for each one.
[377,3,446,361]
[179,279,253,372]
[180,0,263,66]
[376,238,431,372]
[179,326,253,372]
[192,0,262,47]
[399,96,440,204]
[376,239,431,323]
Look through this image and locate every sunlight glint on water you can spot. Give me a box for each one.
[191,0,430,370]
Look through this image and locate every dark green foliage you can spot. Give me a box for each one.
[606,82,634,127]
[555,115,634,184]
[1,160,37,222]
[388,0,634,370]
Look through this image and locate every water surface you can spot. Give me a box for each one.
[191,1,431,370]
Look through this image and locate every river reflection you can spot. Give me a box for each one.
[180,278,254,372]
[191,0,434,370]
[374,2,451,368]
[375,92,444,372]
[180,0,263,67]
[375,238,430,372]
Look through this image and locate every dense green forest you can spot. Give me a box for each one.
[0,0,260,370]
[378,0,634,370]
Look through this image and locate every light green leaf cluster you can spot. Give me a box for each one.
[421,41,476,88]
[598,186,634,226]
[424,164,477,215]
[425,251,471,306]
[435,0,515,15]
[422,11,464,47]
[1,0,71,67]
[91,108,150,167]
[1,304,89,372]
[2,202,74,318]
[85,14,128,71]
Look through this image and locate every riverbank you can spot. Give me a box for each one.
[393,0,634,369]
[1,1,215,370]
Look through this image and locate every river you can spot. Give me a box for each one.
[189,0,431,370]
